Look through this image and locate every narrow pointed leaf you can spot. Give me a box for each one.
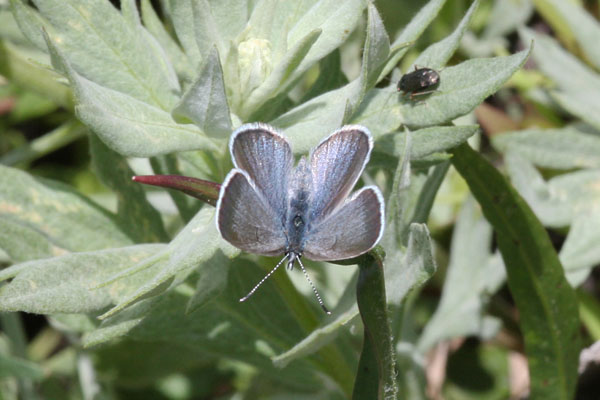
[379,0,448,80]
[140,0,194,83]
[521,27,600,130]
[401,49,531,127]
[44,34,219,157]
[287,0,365,81]
[382,125,480,160]
[172,47,232,138]
[560,209,600,286]
[0,245,165,314]
[169,0,202,67]
[451,143,580,400]
[359,3,390,94]
[98,208,236,320]
[386,224,437,307]
[29,0,179,109]
[412,0,479,70]
[492,126,600,169]
[272,272,360,368]
[417,199,505,352]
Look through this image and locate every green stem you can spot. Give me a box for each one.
[0,313,39,400]
[1,119,86,167]
[352,247,397,400]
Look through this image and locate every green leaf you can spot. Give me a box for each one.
[0,40,73,110]
[357,2,390,95]
[86,286,328,392]
[85,259,354,395]
[410,161,451,225]
[482,0,534,40]
[120,0,140,26]
[493,126,600,169]
[191,0,225,64]
[272,272,359,368]
[503,152,573,227]
[0,217,68,263]
[350,89,403,140]
[167,0,247,70]
[202,0,249,47]
[242,28,322,117]
[0,244,166,314]
[386,128,414,245]
[353,248,398,400]
[379,0,448,80]
[94,340,210,387]
[27,0,179,109]
[9,0,55,51]
[535,0,600,70]
[185,251,230,314]
[272,3,392,152]
[286,0,365,83]
[451,143,580,400]
[520,27,600,130]
[382,125,480,160]
[353,46,524,140]
[560,208,600,286]
[577,290,600,341]
[411,0,479,70]
[0,165,133,253]
[0,354,44,380]
[172,47,232,138]
[169,0,203,68]
[386,223,437,307]
[504,151,600,265]
[98,208,237,320]
[299,49,348,102]
[45,34,219,157]
[400,48,531,127]
[417,198,505,352]
[89,134,169,243]
[240,0,368,119]
[140,0,194,83]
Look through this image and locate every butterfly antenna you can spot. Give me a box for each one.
[240,254,288,303]
[296,257,331,315]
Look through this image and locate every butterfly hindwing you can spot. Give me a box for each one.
[303,186,384,261]
[216,169,287,256]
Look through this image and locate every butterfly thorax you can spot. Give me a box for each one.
[284,157,312,266]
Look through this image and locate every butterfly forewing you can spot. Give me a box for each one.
[230,123,293,216]
[303,186,384,261]
[217,170,287,256]
[308,126,373,225]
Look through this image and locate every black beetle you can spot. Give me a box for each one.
[397,66,440,99]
